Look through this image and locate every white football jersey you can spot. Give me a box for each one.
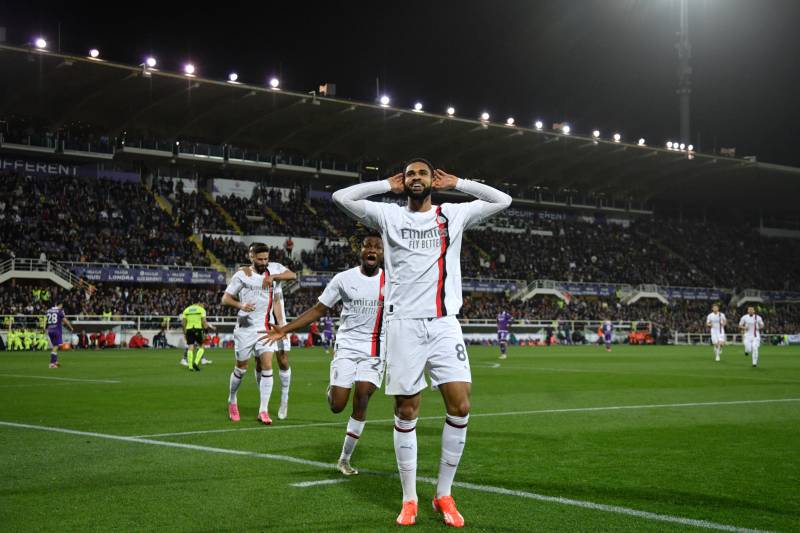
[333,179,511,319]
[706,312,726,334]
[739,314,764,337]
[224,262,287,330]
[318,267,385,357]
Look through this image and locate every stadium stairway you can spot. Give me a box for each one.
[263,205,285,227]
[464,234,492,261]
[304,201,342,237]
[644,233,712,285]
[201,191,243,235]
[187,235,228,274]
[150,189,174,216]
[145,185,228,275]
[0,258,85,290]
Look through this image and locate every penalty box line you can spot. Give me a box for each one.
[0,420,770,533]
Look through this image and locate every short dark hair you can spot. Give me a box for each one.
[249,242,269,255]
[403,157,435,176]
[362,234,383,246]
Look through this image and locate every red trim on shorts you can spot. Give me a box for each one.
[370,270,386,357]
[435,206,450,317]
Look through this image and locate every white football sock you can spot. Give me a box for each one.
[394,416,418,502]
[279,368,292,403]
[228,367,245,404]
[340,417,366,461]
[437,414,469,498]
[259,371,273,412]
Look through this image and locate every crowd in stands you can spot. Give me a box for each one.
[0,173,208,267]
[309,197,353,236]
[460,293,800,334]
[299,239,354,272]
[6,166,795,294]
[173,190,224,235]
[249,185,326,238]
[462,215,713,287]
[0,282,227,318]
[637,218,800,291]
[202,233,354,273]
[213,185,329,238]
[202,236,303,271]
[455,206,800,293]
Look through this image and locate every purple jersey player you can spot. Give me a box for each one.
[497,310,512,359]
[602,320,613,352]
[323,315,335,353]
[45,304,74,368]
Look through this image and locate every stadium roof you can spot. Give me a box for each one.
[2,44,799,212]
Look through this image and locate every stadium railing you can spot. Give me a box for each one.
[731,288,765,308]
[2,315,651,341]
[1,315,237,333]
[672,332,796,346]
[0,258,88,290]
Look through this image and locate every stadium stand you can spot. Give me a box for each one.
[0,172,209,267]
[1,49,799,340]
[638,218,800,291]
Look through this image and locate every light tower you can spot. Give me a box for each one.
[676,0,692,145]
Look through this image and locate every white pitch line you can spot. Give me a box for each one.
[445,478,770,533]
[290,478,349,488]
[0,420,770,533]
[533,366,800,383]
[133,420,347,438]
[0,373,120,384]
[130,398,800,439]
[466,398,800,420]
[484,364,800,384]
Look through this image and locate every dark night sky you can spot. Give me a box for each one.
[3,0,799,165]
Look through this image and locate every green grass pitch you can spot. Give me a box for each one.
[1,344,799,532]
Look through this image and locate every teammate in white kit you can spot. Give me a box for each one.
[706,304,727,362]
[265,235,385,476]
[241,242,294,420]
[739,306,765,367]
[332,159,511,527]
[221,243,296,424]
